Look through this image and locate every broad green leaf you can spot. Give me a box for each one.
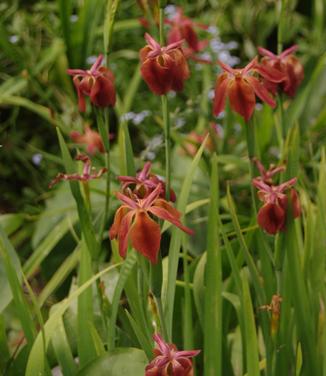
[77,348,147,376]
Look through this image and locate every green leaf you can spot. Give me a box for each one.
[25,262,122,376]
[104,0,121,55]
[204,154,222,376]
[0,225,36,343]
[107,250,138,350]
[241,272,260,376]
[77,348,147,376]
[164,135,208,339]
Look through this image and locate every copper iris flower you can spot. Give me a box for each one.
[67,54,116,112]
[49,154,107,188]
[109,184,193,264]
[213,57,285,121]
[258,45,304,97]
[145,333,200,376]
[140,33,190,95]
[118,162,176,202]
[253,178,301,235]
[166,7,208,54]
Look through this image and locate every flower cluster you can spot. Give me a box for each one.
[145,333,200,375]
[252,160,301,235]
[213,45,303,122]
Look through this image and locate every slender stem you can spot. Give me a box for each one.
[161,95,171,201]
[96,109,111,244]
[158,8,171,200]
[245,118,257,212]
[155,296,169,341]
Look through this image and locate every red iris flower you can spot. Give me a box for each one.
[118,162,176,202]
[253,177,301,235]
[67,54,116,112]
[165,7,208,54]
[253,158,285,185]
[213,57,285,122]
[49,154,107,188]
[140,33,190,95]
[109,184,193,264]
[258,45,304,97]
[70,126,105,155]
[145,333,200,376]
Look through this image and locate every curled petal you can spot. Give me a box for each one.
[213,73,229,116]
[217,60,236,74]
[129,211,161,263]
[257,202,285,235]
[148,206,194,235]
[228,77,256,122]
[246,76,276,108]
[144,33,161,51]
[280,45,298,59]
[257,46,277,59]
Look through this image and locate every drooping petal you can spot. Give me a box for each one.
[148,205,194,235]
[213,72,229,116]
[129,211,161,263]
[90,74,116,108]
[257,202,285,235]
[73,77,86,112]
[182,23,200,51]
[169,49,190,92]
[246,76,276,108]
[118,211,135,258]
[140,57,173,95]
[109,206,130,240]
[228,77,256,122]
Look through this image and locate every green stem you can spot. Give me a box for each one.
[159,8,171,201]
[96,109,111,244]
[161,95,171,201]
[245,118,257,212]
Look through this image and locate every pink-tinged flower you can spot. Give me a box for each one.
[67,55,116,112]
[140,33,190,95]
[213,57,285,122]
[253,178,301,234]
[165,7,208,54]
[49,154,107,188]
[145,333,200,376]
[118,162,176,202]
[70,126,105,155]
[258,45,304,97]
[253,158,285,185]
[109,184,193,263]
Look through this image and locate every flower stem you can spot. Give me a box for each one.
[96,109,111,244]
[161,95,171,201]
[245,118,257,212]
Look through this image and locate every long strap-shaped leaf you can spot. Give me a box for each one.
[25,262,122,376]
[164,135,208,340]
[204,154,222,376]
